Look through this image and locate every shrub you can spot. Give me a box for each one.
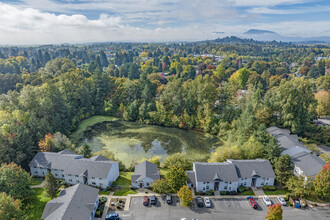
[284,193,290,201]
[263,185,276,191]
[220,191,228,195]
[206,189,214,196]
[238,186,248,192]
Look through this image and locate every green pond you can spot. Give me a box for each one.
[81,120,220,166]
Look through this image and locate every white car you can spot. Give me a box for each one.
[277,196,287,206]
[204,197,211,208]
[263,195,272,206]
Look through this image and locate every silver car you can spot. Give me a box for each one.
[204,197,211,208]
[277,196,287,206]
[263,195,272,206]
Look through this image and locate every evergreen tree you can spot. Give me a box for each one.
[274,155,293,186]
[44,172,59,199]
[79,143,92,158]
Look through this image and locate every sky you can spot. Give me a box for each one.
[0,0,330,45]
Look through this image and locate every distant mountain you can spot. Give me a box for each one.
[240,29,330,43]
[244,29,277,35]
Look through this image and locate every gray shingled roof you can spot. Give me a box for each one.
[291,152,326,177]
[29,150,118,179]
[41,184,99,220]
[267,126,309,151]
[282,146,311,157]
[193,162,238,182]
[186,170,196,185]
[131,160,160,183]
[227,159,276,178]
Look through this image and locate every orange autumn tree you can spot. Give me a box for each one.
[38,133,53,152]
[266,203,283,220]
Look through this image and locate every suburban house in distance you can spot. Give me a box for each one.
[186,159,275,193]
[267,126,326,180]
[131,160,160,188]
[42,184,99,220]
[29,149,119,189]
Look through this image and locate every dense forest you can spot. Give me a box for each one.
[0,37,329,170]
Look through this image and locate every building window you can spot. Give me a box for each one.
[62,175,64,177]
[55,174,58,176]
[203,182,205,184]
[92,182,96,185]
[244,182,247,186]
[261,183,264,186]
[92,177,95,179]
[266,183,268,185]
[42,172,45,175]
[203,187,205,190]
[100,183,103,186]
[99,178,102,180]
[207,182,209,184]
[266,178,269,180]
[75,175,78,177]
[224,186,227,190]
[76,180,79,183]
[69,179,72,182]
[206,186,209,190]
[229,182,231,184]
[229,187,231,190]
[35,171,38,174]
[68,174,72,176]
[224,182,227,184]
[146,183,149,186]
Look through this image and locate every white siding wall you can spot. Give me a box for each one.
[30,166,48,177]
[106,162,119,186]
[88,177,107,188]
[196,181,239,192]
[64,174,84,185]
[89,197,99,220]
[132,177,155,188]
[238,178,252,187]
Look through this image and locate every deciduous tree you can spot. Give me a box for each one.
[151,179,170,194]
[177,185,193,207]
[166,167,188,192]
[313,163,330,199]
[0,192,23,220]
[0,162,32,199]
[266,203,283,220]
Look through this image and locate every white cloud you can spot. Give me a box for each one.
[0,2,329,45]
[247,5,330,14]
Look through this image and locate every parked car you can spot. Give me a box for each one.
[263,195,272,206]
[204,197,211,208]
[166,194,172,204]
[299,198,307,208]
[150,194,157,205]
[289,197,301,208]
[247,196,258,209]
[143,196,149,206]
[276,196,287,206]
[105,213,119,220]
[196,197,203,207]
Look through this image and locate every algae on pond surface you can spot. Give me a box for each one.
[81,120,221,166]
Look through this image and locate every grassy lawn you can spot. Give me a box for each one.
[112,172,134,187]
[23,188,54,220]
[70,115,118,142]
[239,190,255,196]
[264,188,290,195]
[31,177,44,186]
[113,188,138,196]
[99,190,110,195]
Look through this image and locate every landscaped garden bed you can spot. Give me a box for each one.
[108,198,126,211]
[94,196,107,218]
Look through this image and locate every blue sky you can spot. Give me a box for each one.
[0,0,330,44]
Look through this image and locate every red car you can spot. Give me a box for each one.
[143,196,149,206]
[247,196,258,209]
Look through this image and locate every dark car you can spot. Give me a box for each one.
[143,196,149,206]
[196,197,204,207]
[247,196,258,209]
[150,194,157,205]
[105,213,119,220]
[166,194,172,204]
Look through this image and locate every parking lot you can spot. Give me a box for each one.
[108,196,330,220]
